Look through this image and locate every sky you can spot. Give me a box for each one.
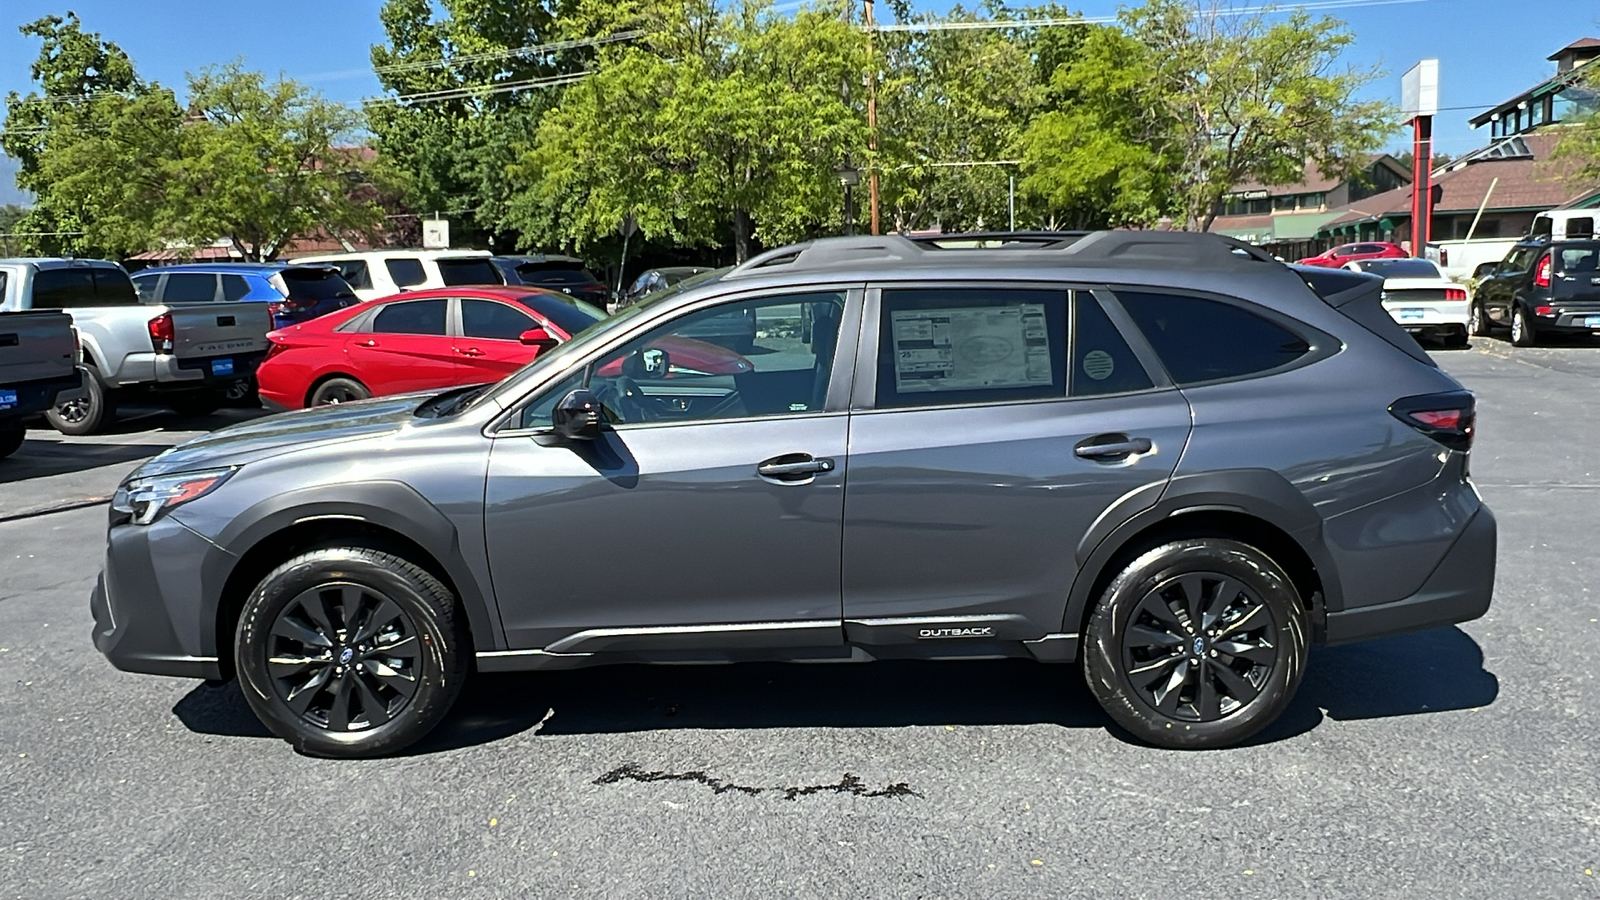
[2,0,1598,204]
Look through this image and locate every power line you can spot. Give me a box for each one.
[305,31,644,83]
[871,0,1429,32]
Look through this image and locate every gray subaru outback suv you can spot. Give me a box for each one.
[93,231,1495,757]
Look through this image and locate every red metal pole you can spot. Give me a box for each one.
[1411,116,1433,257]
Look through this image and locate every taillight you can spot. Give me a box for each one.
[147,313,174,353]
[1534,254,1551,288]
[1444,288,1466,302]
[263,339,289,362]
[1390,391,1474,452]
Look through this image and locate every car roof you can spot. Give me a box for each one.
[0,257,124,270]
[359,285,562,303]
[133,263,288,276]
[497,254,587,265]
[294,249,492,262]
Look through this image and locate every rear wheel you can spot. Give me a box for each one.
[1083,539,1308,749]
[235,547,469,758]
[1511,306,1537,347]
[0,420,24,459]
[1467,302,1490,336]
[46,376,114,436]
[309,377,371,407]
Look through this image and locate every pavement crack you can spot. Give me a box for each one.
[593,763,920,801]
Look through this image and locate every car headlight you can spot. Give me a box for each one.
[111,467,236,526]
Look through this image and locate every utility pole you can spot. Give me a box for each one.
[864,0,881,235]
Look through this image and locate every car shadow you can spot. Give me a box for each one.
[171,626,1497,755]
[0,436,166,485]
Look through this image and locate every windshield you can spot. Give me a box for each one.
[1360,259,1440,278]
[518,291,607,335]
[516,265,601,286]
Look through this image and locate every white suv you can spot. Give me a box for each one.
[292,250,505,301]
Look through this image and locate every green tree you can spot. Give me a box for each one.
[1020,0,1396,231]
[1553,72,1600,183]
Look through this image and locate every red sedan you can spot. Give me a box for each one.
[1296,241,1408,268]
[257,286,606,409]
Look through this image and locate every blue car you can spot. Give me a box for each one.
[131,263,359,329]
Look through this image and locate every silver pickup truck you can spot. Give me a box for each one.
[0,310,83,458]
[0,258,272,434]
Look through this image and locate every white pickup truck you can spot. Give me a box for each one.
[0,258,272,435]
[0,309,83,458]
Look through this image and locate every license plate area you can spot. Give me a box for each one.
[210,358,234,377]
[1399,308,1426,321]
[1584,316,1600,329]
[0,389,15,410]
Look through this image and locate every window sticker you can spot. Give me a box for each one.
[891,304,1052,393]
[1082,349,1115,381]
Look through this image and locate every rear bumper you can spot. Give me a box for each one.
[154,351,267,387]
[1323,505,1496,644]
[0,370,82,419]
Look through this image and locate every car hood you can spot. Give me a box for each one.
[134,393,428,477]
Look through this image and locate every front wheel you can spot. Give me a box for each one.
[1082,539,1308,749]
[1467,302,1490,336]
[46,375,114,436]
[235,547,469,758]
[1511,306,1537,347]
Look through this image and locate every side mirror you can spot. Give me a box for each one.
[551,389,602,440]
[520,327,560,353]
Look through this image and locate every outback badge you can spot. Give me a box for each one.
[918,626,995,639]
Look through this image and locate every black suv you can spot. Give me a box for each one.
[1470,239,1600,346]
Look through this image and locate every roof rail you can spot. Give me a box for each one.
[726,229,1277,279]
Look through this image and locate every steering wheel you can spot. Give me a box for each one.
[590,375,651,424]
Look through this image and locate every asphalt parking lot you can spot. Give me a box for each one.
[1,341,1598,899]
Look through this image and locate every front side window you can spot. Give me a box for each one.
[582,291,847,426]
[371,298,447,335]
[385,258,427,288]
[1116,291,1311,385]
[876,287,1067,409]
[221,274,252,301]
[164,273,218,303]
[461,298,537,341]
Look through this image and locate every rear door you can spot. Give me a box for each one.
[840,285,1191,644]
[343,297,459,395]
[455,297,541,382]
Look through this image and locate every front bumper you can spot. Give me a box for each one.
[1323,505,1496,644]
[90,514,234,680]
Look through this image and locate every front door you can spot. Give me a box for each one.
[484,288,859,652]
[841,285,1192,641]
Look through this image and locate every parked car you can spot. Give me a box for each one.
[132,263,359,329]
[1296,242,1408,268]
[1342,257,1469,347]
[1471,239,1600,346]
[0,258,272,433]
[93,231,1495,758]
[0,310,83,458]
[492,255,612,308]
[255,286,610,409]
[619,267,715,307]
[293,250,505,302]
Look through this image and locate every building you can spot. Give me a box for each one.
[1470,38,1600,140]
[1210,155,1412,259]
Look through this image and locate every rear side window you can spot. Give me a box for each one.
[164,273,218,303]
[461,299,536,340]
[1072,294,1153,397]
[221,274,251,301]
[1117,291,1310,385]
[437,258,502,286]
[385,258,427,288]
[877,287,1066,409]
[327,260,372,291]
[371,299,447,335]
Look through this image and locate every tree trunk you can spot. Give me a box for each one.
[733,208,752,264]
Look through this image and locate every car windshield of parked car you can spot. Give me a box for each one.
[515,265,601,286]
[517,291,606,335]
[1360,259,1440,278]
[436,257,503,287]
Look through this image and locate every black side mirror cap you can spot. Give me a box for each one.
[551,389,602,440]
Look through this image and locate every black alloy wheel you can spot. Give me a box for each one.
[1084,539,1307,749]
[46,375,114,436]
[265,582,423,732]
[236,547,468,757]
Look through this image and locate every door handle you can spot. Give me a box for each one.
[1074,434,1153,460]
[357,339,379,348]
[757,454,836,480]
[456,347,485,357]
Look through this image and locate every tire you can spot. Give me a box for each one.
[309,377,371,407]
[1445,327,1470,349]
[1082,539,1308,749]
[1511,306,1537,347]
[1467,302,1490,337]
[224,378,260,408]
[235,547,469,758]
[166,391,224,419]
[46,375,115,436]
[0,420,23,459]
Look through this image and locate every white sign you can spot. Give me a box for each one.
[1401,59,1439,119]
[890,304,1052,394]
[422,219,450,250]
